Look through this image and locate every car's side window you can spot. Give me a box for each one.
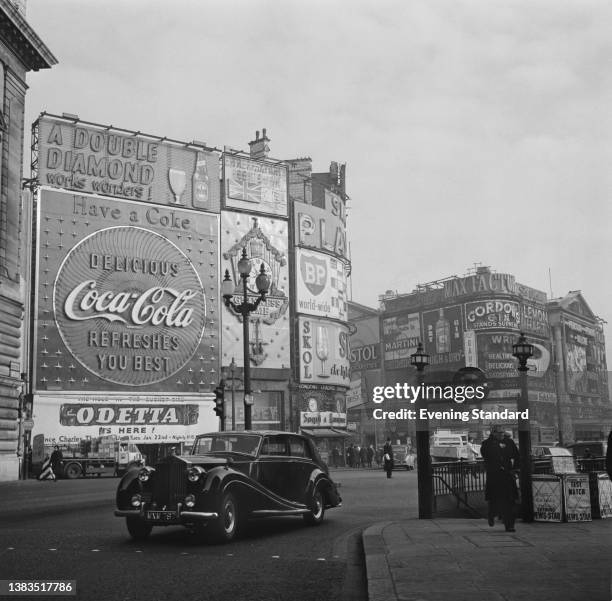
[288,437,306,457]
[260,436,288,456]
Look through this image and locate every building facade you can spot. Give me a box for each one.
[350,267,610,446]
[0,0,55,480]
[22,116,350,476]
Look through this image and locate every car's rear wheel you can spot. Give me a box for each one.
[126,517,152,541]
[63,462,82,479]
[209,492,240,543]
[304,487,325,525]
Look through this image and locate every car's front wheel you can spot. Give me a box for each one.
[126,517,152,541]
[209,492,240,543]
[304,487,325,526]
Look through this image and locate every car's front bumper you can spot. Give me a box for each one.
[114,504,218,524]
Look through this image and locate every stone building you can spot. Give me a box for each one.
[0,0,55,480]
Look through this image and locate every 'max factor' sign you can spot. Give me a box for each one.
[34,189,220,393]
[35,114,220,212]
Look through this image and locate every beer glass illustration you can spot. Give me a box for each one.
[168,168,187,204]
[315,325,330,378]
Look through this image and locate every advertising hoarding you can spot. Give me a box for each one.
[31,394,218,446]
[519,302,549,337]
[33,189,220,393]
[36,115,220,212]
[422,305,463,367]
[223,155,287,216]
[298,316,350,386]
[464,299,520,331]
[295,248,348,322]
[293,192,347,260]
[382,313,420,370]
[220,211,290,369]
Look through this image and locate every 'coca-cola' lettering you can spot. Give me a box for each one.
[64,280,197,327]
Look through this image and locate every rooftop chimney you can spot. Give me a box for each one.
[248,127,270,160]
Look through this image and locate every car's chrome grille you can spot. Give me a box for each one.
[152,461,185,506]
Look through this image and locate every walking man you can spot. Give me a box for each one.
[480,424,520,532]
[383,437,394,478]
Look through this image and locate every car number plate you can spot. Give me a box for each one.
[146,510,177,521]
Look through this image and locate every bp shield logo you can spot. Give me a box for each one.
[300,253,327,296]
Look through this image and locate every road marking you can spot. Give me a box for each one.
[48,548,57,551]
[7,548,14,551]
[271,555,280,559]
[135,550,143,553]
[91,549,100,552]
[317,558,326,561]
[226,553,233,557]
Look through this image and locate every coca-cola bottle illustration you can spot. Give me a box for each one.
[192,152,210,208]
[435,308,451,354]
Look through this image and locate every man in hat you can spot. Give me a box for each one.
[480,424,520,532]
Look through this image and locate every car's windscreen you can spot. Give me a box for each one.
[191,435,261,457]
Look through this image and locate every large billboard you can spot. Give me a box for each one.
[298,316,350,386]
[33,189,220,394]
[31,393,217,446]
[220,211,290,369]
[422,305,464,367]
[295,249,348,321]
[223,155,287,216]
[293,192,347,260]
[35,114,220,212]
[382,313,420,370]
[464,299,520,331]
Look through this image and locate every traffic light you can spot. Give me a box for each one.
[213,380,225,422]
[452,367,489,400]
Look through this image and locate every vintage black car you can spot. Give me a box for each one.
[114,431,342,543]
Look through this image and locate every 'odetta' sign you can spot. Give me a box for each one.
[53,226,207,386]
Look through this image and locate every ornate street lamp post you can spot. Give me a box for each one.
[410,341,431,519]
[221,248,270,431]
[512,332,534,523]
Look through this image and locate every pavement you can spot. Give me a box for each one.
[362,517,612,601]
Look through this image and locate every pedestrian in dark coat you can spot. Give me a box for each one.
[50,445,63,476]
[367,445,374,468]
[383,438,394,478]
[606,429,612,481]
[346,444,353,468]
[359,445,368,469]
[331,446,340,468]
[480,425,520,532]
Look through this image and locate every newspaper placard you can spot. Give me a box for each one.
[563,474,592,522]
[596,474,612,519]
[532,475,562,522]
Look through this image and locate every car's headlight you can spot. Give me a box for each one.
[184,494,196,508]
[138,467,154,482]
[187,466,206,483]
[131,494,142,507]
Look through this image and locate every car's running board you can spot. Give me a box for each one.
[250,509,310,517]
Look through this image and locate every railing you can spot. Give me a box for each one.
[431,459,486,516]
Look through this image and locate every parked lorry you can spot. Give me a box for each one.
[53,436,143,479]
[430,430,479,462]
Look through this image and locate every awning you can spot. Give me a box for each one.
[301,428,352,438]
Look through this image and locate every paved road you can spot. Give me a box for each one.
[0,468,418,601]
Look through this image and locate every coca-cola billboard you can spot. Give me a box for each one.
[34,189,220,393]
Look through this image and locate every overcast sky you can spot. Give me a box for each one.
[23,0,612,363]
